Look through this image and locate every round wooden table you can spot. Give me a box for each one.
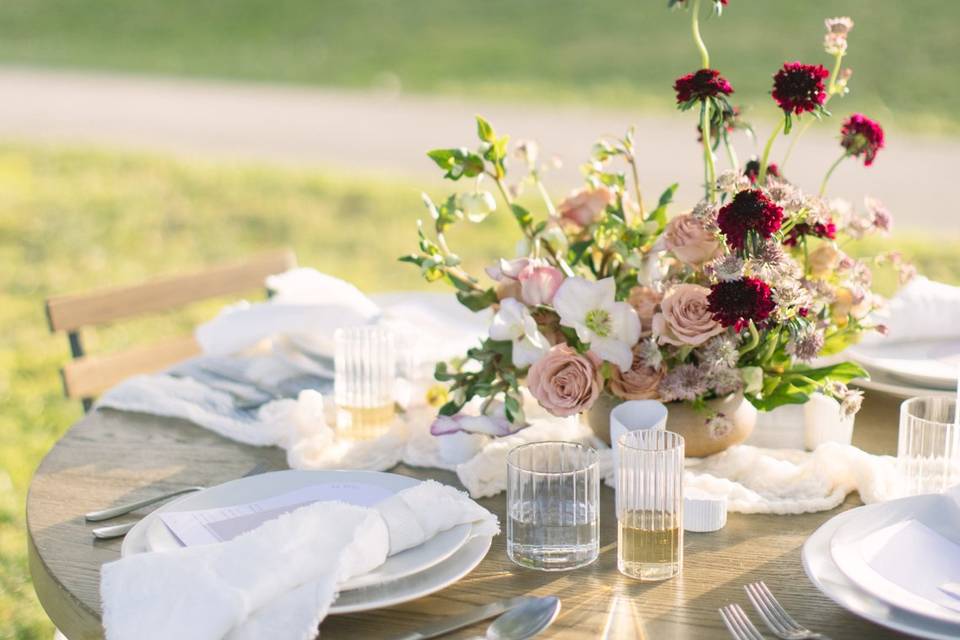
[28,393,916,639]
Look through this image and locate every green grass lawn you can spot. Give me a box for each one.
[0,1,957,132]
[1,143,959,639]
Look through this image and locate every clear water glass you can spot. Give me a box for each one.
[334,326,396,440]
[506,441,599,571]
[617,430,684,581]
[898,396,960,496]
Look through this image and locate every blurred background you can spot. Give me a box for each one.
[2,2,958,637]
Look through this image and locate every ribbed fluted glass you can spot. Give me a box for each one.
[616,430,684,581]
[506,442,599,571]
[334,326,396,441]
[898,396,960,496]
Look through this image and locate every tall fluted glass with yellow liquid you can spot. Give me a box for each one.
[616,429,684,581]
[334,326,396,441]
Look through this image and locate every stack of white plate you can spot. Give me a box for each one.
[849,339,959,399]
[122,470,494,613]
[803,487,960,638]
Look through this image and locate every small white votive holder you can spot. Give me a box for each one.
[683,489,727,533]
[610,400,668,491]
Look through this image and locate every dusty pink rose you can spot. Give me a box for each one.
[518,262,564,306]
[526,344,602,417]
[653,284,725,346]
[663,214,721,264]
[609,344,664,400]
[627,286,662,335]
[557,186,614,228]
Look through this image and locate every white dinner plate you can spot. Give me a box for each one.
[830,493,960,625]
[849,339,960,391]
[803,505,960,639]
[851,364,955,399]
[122,470,473,595]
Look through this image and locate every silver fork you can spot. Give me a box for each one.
[719,604,765,640]
[90,463,269,539]
[745,581,831,640]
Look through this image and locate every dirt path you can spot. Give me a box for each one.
[0,66,954,230]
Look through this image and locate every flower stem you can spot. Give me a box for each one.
[722,132,739,172]
[690,0,710,68]
[626,157,645,222]
[534,177,557,217]
[757,117,785,184]
[700,100,716,202]
[819,152,848,196]
[781,51,845,171]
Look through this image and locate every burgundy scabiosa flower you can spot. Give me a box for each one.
[744,159,780,184]
[708,277,777,331]
[783,219,837,246]
[841,114,885,166]
[772,62,829,119]
[674,69,734,106]
[716,189,784,251]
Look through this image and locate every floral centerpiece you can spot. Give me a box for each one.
[401,2,911,455]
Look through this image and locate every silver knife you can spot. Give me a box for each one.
[388,596,532,640]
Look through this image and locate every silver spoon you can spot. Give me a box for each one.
[483,596,560,640]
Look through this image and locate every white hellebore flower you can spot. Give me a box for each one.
[489,298,550,368]
[459,191,497,223]
[552,277,641,372]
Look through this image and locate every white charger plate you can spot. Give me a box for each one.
[851,365,955,399]
[830,493,960,625]
[121,470,475,598]
[849,339,960,391]
[803,505,960,639]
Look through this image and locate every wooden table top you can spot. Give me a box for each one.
[27,392,917,640]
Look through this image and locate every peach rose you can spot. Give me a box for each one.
[627,286,662,335]
[557,186,614,228]
[808,245,842,278]
[653,284,725,346]
[609,344,665,400]
[526,344,603,417]
[663,214,721,264]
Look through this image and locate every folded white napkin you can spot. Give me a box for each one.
[679,442,899,514]
[870,276,960,343]
[197,269,381,357]
[100,480,498,640]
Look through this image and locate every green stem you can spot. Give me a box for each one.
[700,101,716,201]
[626,157,645,221]
[690,0,710,68]
[757,118,785,184]
[781,52,844,171]
[534,177,557,217]
[819,152,848,196]
[722,132,739,172]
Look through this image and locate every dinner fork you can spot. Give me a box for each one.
[744,581,831,640]
[719,604,765,640]
[89,463,269,539]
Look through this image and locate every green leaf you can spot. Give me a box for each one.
[476,116,495,143]
[455,288,498,312]
[438,400,462,416]
[647,183,678,230]
[426,148,485,181]
[510,204,533,230]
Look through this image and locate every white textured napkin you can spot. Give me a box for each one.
[100,480,498,640]
[679,442,899,514]
[869,276,960,343]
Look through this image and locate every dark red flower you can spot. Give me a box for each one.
[783,219,837,246]
[744,159,780,184]
[708,278,776,331]
[674,69,734,105]
[772,62,829,115]
[716,189,784,251]
[841,113,885,166]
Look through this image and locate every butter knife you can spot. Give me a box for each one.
[388,596,532,640]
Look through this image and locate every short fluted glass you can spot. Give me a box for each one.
[506,441,599,571]
[898,396,960,496]
[334,326,396,441]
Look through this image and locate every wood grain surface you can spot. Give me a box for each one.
[27,392,915,639]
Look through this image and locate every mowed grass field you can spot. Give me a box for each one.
[0,1,957,132]
[1,143,959,638]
